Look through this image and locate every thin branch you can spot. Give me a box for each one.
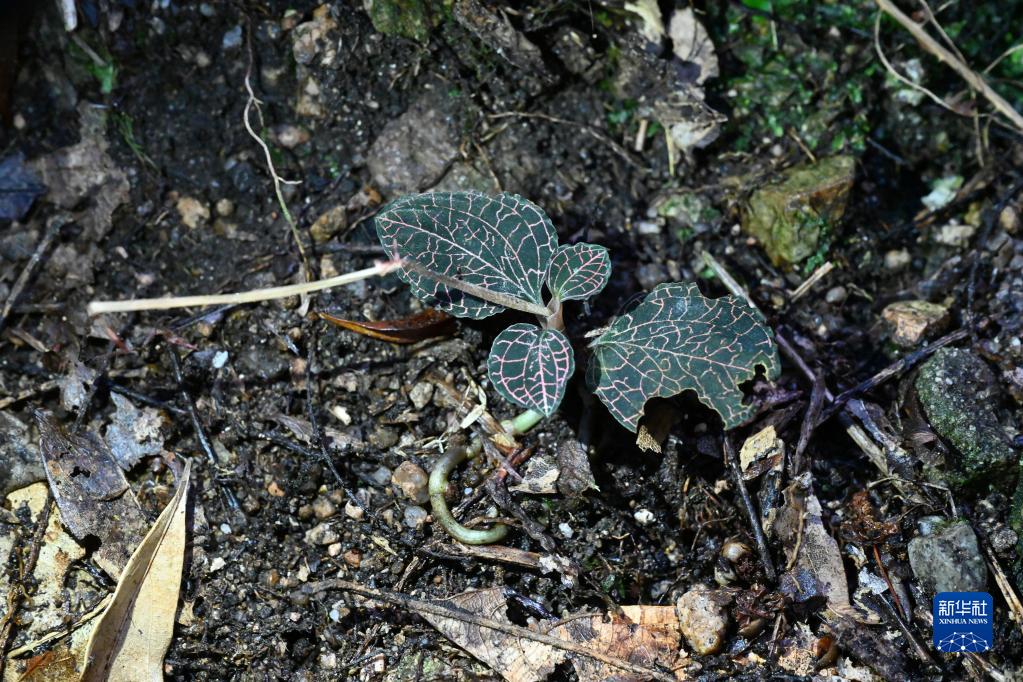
[875,0,1023,134]
[86,260,401,315]
[723,436,776,581]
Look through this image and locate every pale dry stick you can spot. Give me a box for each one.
[873,12,958,118]
[979,539,1023,637]
[789,261,834,302]
[875,0,1023,134]
[86,260,402,315]
[330,580,679,682]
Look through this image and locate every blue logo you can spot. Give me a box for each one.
[933,592,993,653]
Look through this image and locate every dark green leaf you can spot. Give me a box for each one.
[548,243,611,302]
[375,191,557,319]
[588,283,780,431]
[488,323,574,417]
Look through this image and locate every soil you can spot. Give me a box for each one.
[2,1,1023,680]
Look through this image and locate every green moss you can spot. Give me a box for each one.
[742,155,854,267]
[365,0,434,43]
[915,348,1016,491]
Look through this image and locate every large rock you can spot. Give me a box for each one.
[907,518,987,595]
[743,155,855,267]
[367,83,471,196]
[915,348,1015,490]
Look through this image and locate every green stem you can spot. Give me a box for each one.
[430,409,544,544]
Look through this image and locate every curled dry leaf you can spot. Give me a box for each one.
[317,307,455,344]
[81,460,191,682]
[417,587,688,682]
[508,453,559,494]
[36,409,148,578]
[669,8,719,85]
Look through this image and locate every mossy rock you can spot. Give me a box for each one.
[915,348,1016,491]
[364,0,436,43]
[743,155,855,267]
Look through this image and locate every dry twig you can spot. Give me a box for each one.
[874,0,1023,134]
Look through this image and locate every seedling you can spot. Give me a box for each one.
[376,191,780,543]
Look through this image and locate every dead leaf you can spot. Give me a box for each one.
[739,426,784,480]
[80,460,191,682]
[29,103,129,241]
[624,0,665,45]
[318,308,455,344]
[104,394,165,470]
[57,361,97,412]
[508,454,559,494]
[417,587,688,682]
[35,409,148,578]
[772,473,862,621]
[669,9,719,84]
[555,440,598,497]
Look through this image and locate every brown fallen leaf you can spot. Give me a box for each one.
[80,460,191,682]
[417,587,687,682]
[35,410,148,578]
[317,308,455,344]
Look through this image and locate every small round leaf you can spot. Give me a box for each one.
[488,324,575,417]
[548,243,611,302]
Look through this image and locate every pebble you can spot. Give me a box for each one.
[222,25,243,50]
[824,286,847,304]
[368,466,392,486]
[274,124,311,149]
[676,586,730,655]
[991,526,1018,553]
[392,461,429,504]
[304,522,339,546]
[403,505,428,528]
[343,549,362,568]
[884,248,911,271]
[215,198,234,217]
[881,300,949,347]
[209,557,226,572]
[344,501,365,520]
[934,221,976,247]
[633,509,655,525]
[312,496,337,520]
[369,425,399,450]
[176,196,210,229]
[907,518,988,595]
[408,382,434,410]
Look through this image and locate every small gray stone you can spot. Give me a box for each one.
[369,425,399,450]
[676,585,730,655]
[991,526,1018,553]
[408,382,434,410]
[825,286,847,304]
[304,521,339,546]
[403,505,428,528]
[312,496,337,520]
[222,25,243,50]
[908,519,988,595]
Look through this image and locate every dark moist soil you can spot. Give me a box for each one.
[2,0,1023,680]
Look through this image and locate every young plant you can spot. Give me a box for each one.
[376,191,779,542]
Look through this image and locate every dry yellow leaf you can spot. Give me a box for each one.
[80,460,191,682]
